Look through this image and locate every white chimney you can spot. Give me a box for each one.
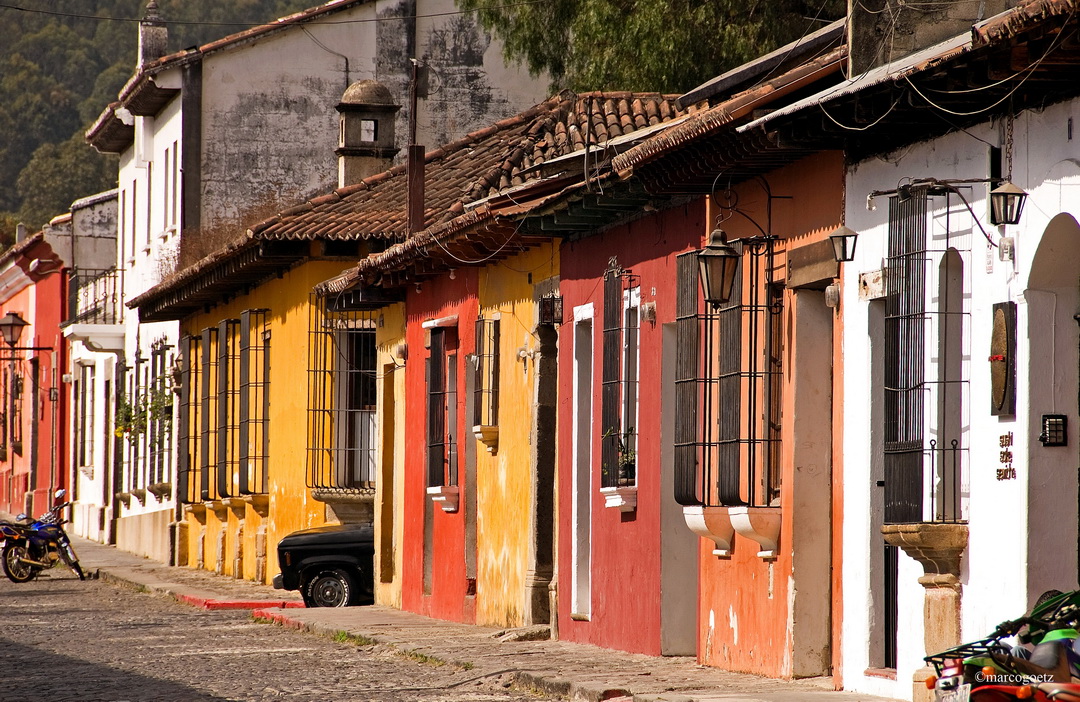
[138,0,168,68]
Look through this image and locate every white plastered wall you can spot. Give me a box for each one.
[839,99,1080,697]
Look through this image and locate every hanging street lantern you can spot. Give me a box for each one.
[0,312,29,348]
[989,181,1028,226]
[697,228,740,308]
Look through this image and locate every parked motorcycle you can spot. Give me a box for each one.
[1,489,85,583]
[925,590,1080,702]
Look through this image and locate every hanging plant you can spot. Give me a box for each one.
[114,395,148,439]
[147,381,173,424]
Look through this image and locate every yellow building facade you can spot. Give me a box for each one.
[174,260,361,583]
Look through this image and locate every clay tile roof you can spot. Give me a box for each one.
[246,90,694,243]
[132,89,694,315]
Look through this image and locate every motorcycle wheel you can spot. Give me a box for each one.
[2,544,39,583]
[59,544,85,580]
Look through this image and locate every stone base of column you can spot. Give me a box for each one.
[882,523,968,687]
[523,569,552,625]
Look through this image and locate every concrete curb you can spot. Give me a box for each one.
[96,568,305,612]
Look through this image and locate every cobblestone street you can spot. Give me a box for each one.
[0,570,546,702]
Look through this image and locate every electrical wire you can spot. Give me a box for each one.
[429,216,525,267]
[0,0,547,27]
[902,14,1077,116]
[818,92,903,131]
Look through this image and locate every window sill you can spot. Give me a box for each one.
[864,668,897,680]
[427,485,459,513]
[599,485,637,512]
[682,505,734,558]
[472,424,498,454]
[729,505,782,560]
[682,505,783,560]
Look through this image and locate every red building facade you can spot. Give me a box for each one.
[556,204,703,655]
[0,231,70,519]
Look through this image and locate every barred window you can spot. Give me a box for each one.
[216,319,241,498]
[883,185,968,524]
[76,364,95,469]
[147,339,173,489]
[306,295,377,490]
[9,367,22,457]
[178,334,201,504]
[238,310,270,495]
[601,267,639,488]
[673,241,784,508]
[427,327,459,488]
[177,311,269,504]
[199,327,219,501]
[473,317,499,428]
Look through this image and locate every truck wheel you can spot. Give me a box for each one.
[305,568,357,607]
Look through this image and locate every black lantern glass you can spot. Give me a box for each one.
[829,225,859,262]
[0,312,29,348]
[697,228,740,308]
[989,181,1027,226]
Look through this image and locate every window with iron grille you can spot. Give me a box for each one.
[199,327,220,500]
[883,186,968,524]
[601,267,640,488]
[147,339,173,488]
[176,312,269,503]
[8,367,22,457]
[673,242,784,508]
[238,310,270,495]
[473,317,499,429]
[0,368,7,462]
[306,295,378,490]
[427,327,459,488]
[120,362,147,493]
[177,334,201,504]
[216,319,242,497]
[76,364,95,469]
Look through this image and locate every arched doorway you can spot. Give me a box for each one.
[1025,212,1080,594]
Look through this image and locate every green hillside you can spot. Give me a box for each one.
[0,0,316,246]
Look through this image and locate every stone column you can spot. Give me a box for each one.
[882,522,968,702]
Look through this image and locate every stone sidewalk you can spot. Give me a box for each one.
[70,536,899,702]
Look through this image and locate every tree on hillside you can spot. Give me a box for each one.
[0,0,314,243]
[16,133,118,230]
[457,0,845,93]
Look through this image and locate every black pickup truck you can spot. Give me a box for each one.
[272,524,375,607]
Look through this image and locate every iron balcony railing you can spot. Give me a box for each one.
[884,439,966,524]
[65,268,124,326]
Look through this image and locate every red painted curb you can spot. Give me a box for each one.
[253,608,305,629]
[176,594,305,610]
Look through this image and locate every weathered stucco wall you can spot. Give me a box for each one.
[197,0,549,232]
[474,244,558,627]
